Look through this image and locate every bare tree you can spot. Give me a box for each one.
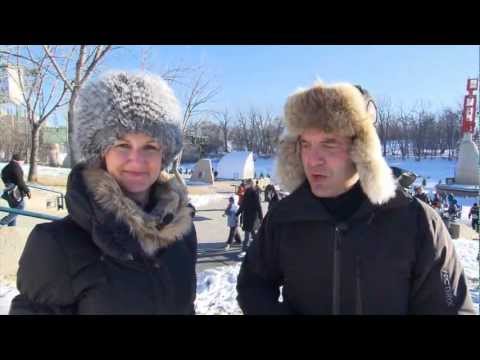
[42,45,114,166]
[438,107,461,160]
[376,97,394,157]
[1,46,68,181]
[171,67,220,184]
[228,107,283,156]
[235,110,253,151]
[215,108,232,153]
[397,106,412,160]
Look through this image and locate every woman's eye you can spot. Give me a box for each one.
[144,145,161,151]
[116,143,130,149]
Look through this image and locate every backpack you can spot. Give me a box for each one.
[1,183,22,207]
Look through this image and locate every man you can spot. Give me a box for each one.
[468,203,479,231]
[236,82,475,314]
[236,179,263,259]
[414,185,431,206]
[1,153,31,227]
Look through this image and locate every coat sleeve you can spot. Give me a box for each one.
[255,192,263,220]
[409,203,476,315]
[236,212,292,314]
[236,201,244,216]
[9,224,77,315]
[183,224,197,315]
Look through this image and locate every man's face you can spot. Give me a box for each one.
[299,128,359,198]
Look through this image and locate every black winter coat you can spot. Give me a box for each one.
[237,187,263,232]
[1,160,30,197]
[9,163,197,315]
[236,181,475,315]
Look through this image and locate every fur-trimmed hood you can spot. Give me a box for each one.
[276,81,396,205]
[65,163,193,259]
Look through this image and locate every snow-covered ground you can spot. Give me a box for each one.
[0,282,18,315]
[189,194,226,209]
[195,263,243,315]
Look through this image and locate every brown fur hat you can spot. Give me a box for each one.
[275,81,396,205]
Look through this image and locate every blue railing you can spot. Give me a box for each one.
[0,206,62,221]
[26,183,65,210]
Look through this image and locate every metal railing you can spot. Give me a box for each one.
[0,206,62,221]
[26,183,65,210]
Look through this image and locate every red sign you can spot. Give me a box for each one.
[462,79,478,134]
[467,78,478,92]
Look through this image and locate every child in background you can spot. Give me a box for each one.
[223,196,242,250]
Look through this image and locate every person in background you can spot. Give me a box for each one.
[264,184,280,212]
[413,185,431,206]
[468,203,479,231]
[0,153,31,227]
[254,180,262,199]
[236,181,246,206]
[223,196,242,250]
[236,178,263,259]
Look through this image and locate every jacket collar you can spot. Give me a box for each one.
[65,163,193,259]
[271,180,413,224]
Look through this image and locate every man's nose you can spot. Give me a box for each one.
[309,147,326,165]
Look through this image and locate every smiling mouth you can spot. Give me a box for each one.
[123,171,147,177]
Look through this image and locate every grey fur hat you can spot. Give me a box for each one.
[276,81,397,205]
[73,71,183,169]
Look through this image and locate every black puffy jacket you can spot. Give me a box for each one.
[1,160,30,197]
[236,188,263,232]
[237,181,475,315]
[10,163,197,314]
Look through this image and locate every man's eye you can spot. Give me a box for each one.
[324,143,338,149]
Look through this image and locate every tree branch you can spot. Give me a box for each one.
[43,45,74,92]
[79,45,112,87]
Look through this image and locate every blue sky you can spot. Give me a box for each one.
[49,45,480,125]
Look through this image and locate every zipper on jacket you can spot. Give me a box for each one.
[139,254,165,313]
[333,223,347,315]
[355,256,363,315]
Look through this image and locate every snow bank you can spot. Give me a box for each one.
[195,263,242,315]
[189,194,227,209]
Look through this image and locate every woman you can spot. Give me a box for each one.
[9,71,197,314]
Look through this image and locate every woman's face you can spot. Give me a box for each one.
[104,133,163,198]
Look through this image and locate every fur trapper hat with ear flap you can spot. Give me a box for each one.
[275,81,397,205]
[73,71,183,169]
